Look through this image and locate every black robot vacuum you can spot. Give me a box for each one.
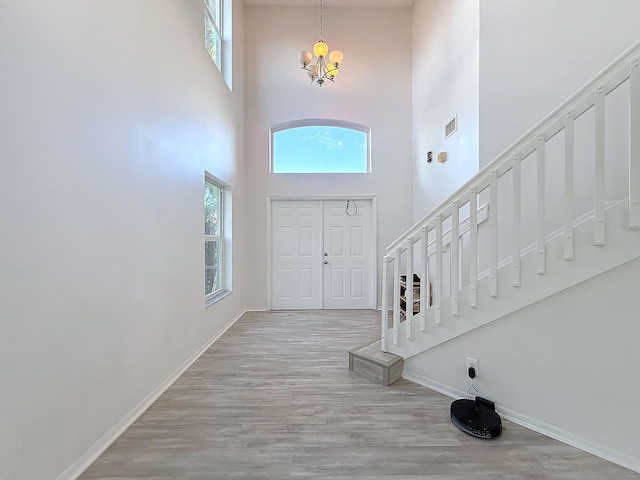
[450,396,502,439]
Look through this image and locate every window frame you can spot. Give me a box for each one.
[205,0,223,71]
[269,119,372,174]
[204,172,231,305]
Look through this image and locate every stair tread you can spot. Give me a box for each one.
[349,339,403,367]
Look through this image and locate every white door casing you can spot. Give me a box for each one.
[270,198,374,310]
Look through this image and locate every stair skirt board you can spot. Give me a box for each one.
[402,369,640,475]
[349,339,403,387]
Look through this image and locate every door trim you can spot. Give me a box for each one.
[266,195,378,310]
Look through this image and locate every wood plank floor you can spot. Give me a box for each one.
[79,310,639,479]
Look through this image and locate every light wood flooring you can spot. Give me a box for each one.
[79,310,639,479]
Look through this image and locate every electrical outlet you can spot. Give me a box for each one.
[466,357,478,377]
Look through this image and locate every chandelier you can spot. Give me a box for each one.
[298,0,343,86]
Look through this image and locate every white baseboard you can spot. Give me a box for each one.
[402,369,640,475]
[56,310,247,480]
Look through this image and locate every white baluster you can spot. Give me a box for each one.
[512,153,521,287]
[435,215,443,325]
[489,172,498,297]
[564,111,575,260]
[392,250,400,345]
[630,57,640,230]
[405,238,413,339]
[537,133,546,274]
[419,227,428,332]
[451,202,459,316]
[469,187,478,308]
[594,86,606,245]
[381,256,388,351]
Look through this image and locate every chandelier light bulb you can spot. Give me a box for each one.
[326,64,339,78]
[313,40,329,58]
[328,50,343,66]
[307,63,319,81]
[298,50,313,67]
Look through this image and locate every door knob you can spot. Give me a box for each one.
[324,253,328,256]
[324,261,328,264]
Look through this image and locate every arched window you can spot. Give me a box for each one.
[270,120,371,173]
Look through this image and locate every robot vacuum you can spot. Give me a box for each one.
[450,396,502,439]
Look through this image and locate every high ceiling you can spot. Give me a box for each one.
[244,0,414,7]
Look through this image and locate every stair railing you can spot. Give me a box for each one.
[382,39,640,354]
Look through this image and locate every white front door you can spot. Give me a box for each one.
[271,200,324,309]
[270,199,374,310]
[322,200,373,309]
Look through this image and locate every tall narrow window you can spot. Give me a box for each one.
[271,120,371,173]
[205,177,224,299]
[205,0,222,71]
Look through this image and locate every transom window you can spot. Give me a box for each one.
[270,120,371,173]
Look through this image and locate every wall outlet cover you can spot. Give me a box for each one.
[466,357,478,376]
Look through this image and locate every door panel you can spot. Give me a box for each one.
[350,268,365,298]
[351,227,365,256]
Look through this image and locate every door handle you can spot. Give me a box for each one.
[324,261,328,264]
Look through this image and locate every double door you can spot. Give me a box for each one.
[271,199,374,309]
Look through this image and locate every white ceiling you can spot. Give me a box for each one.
[244,0,414,7]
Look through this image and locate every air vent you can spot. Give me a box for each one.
[445,115,458,139]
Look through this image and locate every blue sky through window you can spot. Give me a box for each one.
[272,125,368,173]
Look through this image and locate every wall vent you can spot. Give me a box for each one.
[445,115,458,139]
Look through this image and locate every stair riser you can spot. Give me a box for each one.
[349,354,403,387]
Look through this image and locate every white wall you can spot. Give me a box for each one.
[405,256,640,469]
[0,1,246,479]
[412,0,479,221]
[480,0,640,165]
[244,6,414,309]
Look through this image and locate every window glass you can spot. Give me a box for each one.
[205,179,224,298]
[204,181,221,236]
[205,0,220,25]
[271,123,369,173]
[205,0,222,70]
[205,240,221,296]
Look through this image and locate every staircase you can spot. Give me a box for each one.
[381,38,640,360]
[348,39,640,472]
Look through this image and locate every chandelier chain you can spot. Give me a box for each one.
[319,0,323,40]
